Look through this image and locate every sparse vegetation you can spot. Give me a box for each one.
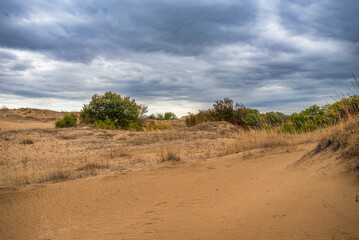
[160,147,181,162]
[20,138,34,145]
[76,163,110,171]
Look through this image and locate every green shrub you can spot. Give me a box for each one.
[80,91,144,129]
[128,122,144,131]
[94,119,116,129]
[164,112,177,120]
[55,113,77,128]
[144,122,172,131]
[147,112,177,120]
[263,112,288,126]
[185,98,249,127]
[279,122,296,133]
[55,119,66,128]
[245,111,263,128]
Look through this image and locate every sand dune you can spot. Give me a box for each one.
[1,109,358,239]
[1,144,358,240]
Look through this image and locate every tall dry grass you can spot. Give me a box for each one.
[221,126,344,156]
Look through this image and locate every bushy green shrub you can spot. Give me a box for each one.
[245,111,263,128]
[245,111,289,129]
[288,105,329,132]
[325,95,359,121]
[263,112,288,126]
[55,113,77,128]
[80,92,144,129]
[94,119,116,129]
[185,110,216,127]
[277,122,293,133]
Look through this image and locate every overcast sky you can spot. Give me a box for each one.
[0,0,358,116]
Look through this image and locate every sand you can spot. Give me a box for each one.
[0,144,358,239]
[0,109,358,239]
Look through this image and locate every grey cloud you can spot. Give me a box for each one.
[279,0,359,42]
[0,0,257,62]
[0,0,358,115]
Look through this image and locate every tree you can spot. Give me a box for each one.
[164,112,177,120]
[80,92,141,129]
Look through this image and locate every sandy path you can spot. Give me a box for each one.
[0,145,358,240]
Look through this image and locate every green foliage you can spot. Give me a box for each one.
[325,95,359,121]
[186,98,249,127]
[144,122,172,130]
[263,112,288,126]
[80,92,142,129]
[245,112,263,128]
[185,110,216,127]
[278,105,330,133]
[279,122,296,133]
[164,112,177,120]
[245,111,289,129]
[79,105,92,124]
[55,113,77,128]
[147,112,177,120]
[128,122,144,131]
[94,119,116,129]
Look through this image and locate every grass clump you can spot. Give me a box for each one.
[76,163,110,171]
[55,113,77,128]
[20,138,34,145]
[160,148,181,162]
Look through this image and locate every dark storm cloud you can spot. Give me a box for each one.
[0,0,358,114]
[279,0,359,42]
[0,0,257,61]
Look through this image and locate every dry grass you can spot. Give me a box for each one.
[315,116,359,159]
[20,138,34,145]
[1,105,9,111]
[76,163,110,171]
[2,109,351,186]
[159,147,181,163]
[221,129,317,156]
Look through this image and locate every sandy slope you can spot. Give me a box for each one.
[0,144,358,240]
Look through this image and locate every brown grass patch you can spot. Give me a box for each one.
[160,147,181,163]
[20,138,34,145]
[221,129,321,156]
[76,163,110,171]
